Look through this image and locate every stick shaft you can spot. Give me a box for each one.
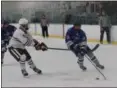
[48,47,69,51]
[48,44,99,51]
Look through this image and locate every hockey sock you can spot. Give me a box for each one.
[20,54,26,70]
[77,56,84,67]
[27,59,36,69]
[19,60,26,70]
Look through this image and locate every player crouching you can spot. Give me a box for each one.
[8,18,48,77]
[65,22,104,71]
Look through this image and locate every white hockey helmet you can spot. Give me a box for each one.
[19,18,29,30]
[19,18,28,25]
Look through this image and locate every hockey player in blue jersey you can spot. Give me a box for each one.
[1,23,7,64]
[65,22,104,71]
[1,21,16,64]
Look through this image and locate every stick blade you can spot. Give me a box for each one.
[91,44,100,52]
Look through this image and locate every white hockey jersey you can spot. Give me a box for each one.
[8,28,35,49]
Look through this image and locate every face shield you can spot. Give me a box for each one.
[20,24,29,30]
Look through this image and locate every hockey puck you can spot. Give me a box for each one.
[96,77,99,80]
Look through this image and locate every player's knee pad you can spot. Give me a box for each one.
[87,52,95,59]
[20,54,26,62]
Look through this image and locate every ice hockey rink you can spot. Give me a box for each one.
[2,36,117,87]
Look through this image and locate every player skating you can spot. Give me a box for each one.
[1,21,16,64]
[65,22,104,71]
[8,18,48,77]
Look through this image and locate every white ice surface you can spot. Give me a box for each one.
[2,36,117,87]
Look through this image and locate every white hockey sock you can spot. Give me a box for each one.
[27,59,36,69]
[19,61,26,70]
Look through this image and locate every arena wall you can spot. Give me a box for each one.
[11,23,117,44]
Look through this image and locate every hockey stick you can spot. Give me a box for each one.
[48,47,69,51]
[48,44,100,52]
[85,55,107,80]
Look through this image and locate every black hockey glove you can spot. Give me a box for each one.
[33,39,48,51]
[79,45,88,55]
[73,44,80,51]
[80,45,87,51]
[33,39,41,50]
[40,42,48,51]
[73,42,88,55]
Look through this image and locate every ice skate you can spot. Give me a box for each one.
[96,64,104,69]
[21,69,28,76]
[33,67,42,74]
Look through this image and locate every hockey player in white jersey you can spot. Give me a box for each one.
[8,18,48,77]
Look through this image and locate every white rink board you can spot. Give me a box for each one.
[11,23,117,42]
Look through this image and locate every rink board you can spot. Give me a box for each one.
[11,23,117,44]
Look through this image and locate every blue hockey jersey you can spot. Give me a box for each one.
[5,25,16,38]
[65,26,87,49]
[1,25,16,45]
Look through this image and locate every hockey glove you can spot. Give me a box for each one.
[73,44,80,51]
[33,39,41,50]
[79,45,88,55]
[79,41,87,51]
[73,42,87,55]
[33,39,48,51]
[40,42,48,51]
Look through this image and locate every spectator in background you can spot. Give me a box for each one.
[99,11,111,44]
[40,14,49,38]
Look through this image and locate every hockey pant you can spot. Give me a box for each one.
[8,47,36,70]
